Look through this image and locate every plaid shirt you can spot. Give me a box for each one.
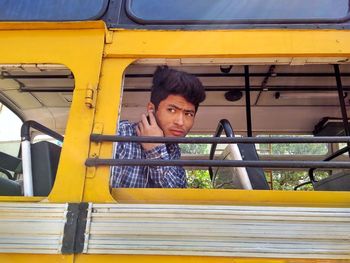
[111,121,187,188]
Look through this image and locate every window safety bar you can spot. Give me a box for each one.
[85,158,350,169]
[87,135,350,172]
[90,134,350,144]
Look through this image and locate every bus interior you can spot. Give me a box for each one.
[0,59,350,196]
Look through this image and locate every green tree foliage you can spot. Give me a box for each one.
[180,142,209,155]
[257,135,328,155]
[186,170,212,189]
[182,135,332,190]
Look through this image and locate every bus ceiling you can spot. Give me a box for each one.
[1,62,350,135]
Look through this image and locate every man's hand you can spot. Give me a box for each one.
[136,110,164,151]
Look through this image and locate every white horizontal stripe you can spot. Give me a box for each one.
[86,204,350,259]
[0,203,67,254]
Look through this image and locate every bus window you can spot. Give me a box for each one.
[111,61,350,192]
[0,64,73,197]
[127,0,349,23]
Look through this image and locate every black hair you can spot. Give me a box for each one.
[150,66,206,112]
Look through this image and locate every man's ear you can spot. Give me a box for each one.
[147,102,155,112]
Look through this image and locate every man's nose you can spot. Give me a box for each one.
[174,113,184,126]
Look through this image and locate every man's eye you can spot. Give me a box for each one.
[168,108,176,113]
[185,112,194,117]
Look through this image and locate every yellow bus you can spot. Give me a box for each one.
[0,0,349,262]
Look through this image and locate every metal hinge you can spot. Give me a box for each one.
[105,30,114,44]
[85,84,98,108]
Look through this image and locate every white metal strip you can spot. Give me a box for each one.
[86,204,350,259]
[0,203,67,254]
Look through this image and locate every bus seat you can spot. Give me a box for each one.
[239,143,270,189]
[313,171,350,191]
[307,145,350,191]
[213,143,270,190]
[31,141,61,196]
[0,151,22,196]
[0,176,21,196]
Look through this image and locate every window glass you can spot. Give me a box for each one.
[0,0,108,21]
[127,0,349,23]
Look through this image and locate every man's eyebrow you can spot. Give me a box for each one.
[168,104,195,113]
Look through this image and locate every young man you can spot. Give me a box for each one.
[111,66,206,188]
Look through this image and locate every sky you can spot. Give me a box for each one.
[0,104,22,141]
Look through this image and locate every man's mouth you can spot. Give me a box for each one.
[170,129,185,136]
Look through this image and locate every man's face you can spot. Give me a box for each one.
[150,94,196,137]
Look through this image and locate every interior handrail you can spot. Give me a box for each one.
[20,120,63,196]
[308,145,350,182]
[21,120,64,142]
[294,145,350,190]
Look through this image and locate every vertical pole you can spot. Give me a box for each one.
[333,64,350,158]
[21,140,33,196]
[244,65,252,137]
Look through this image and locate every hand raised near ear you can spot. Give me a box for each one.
[136,110,164,151]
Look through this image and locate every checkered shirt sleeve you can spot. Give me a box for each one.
[111,121,186,188]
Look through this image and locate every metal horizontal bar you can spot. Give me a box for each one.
[124,86,350,92]
[125,73,350,78]
[0,74,72,79]
[90,135,350,144]
[85,159,350,169]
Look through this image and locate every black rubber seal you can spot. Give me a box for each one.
[61,203,89,254]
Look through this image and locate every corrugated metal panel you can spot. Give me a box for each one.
[86,204,350,259]
[0,203,67,254]
[1,202,349,258]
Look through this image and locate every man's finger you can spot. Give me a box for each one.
[137,122,144,134]
[140,113,150,127]
[148,110,156,126]
[136,125,141,136]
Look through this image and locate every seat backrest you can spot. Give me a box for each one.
[213,143,270,190]
[0,151,22,196]
[0,176,21,196]
[237,143,270,189]
[31,141,61,196]
[313,171,350,191]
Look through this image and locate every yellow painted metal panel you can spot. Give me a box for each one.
[0,196,44,202]
[0,22,105,202]
[1,254,73,263]
[112,189,350,207]
[83,58,134,202]
[74,254,348,263]
[0,21,105,30]
[105,30,350,58]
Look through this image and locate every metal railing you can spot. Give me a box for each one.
[86,135,350,169]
